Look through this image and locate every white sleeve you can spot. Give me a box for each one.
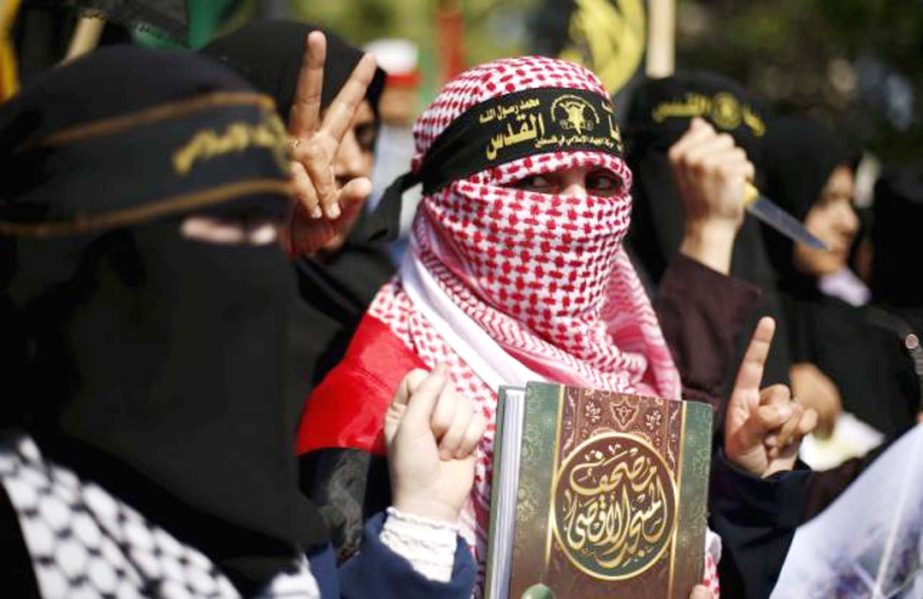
[379,507,458,583]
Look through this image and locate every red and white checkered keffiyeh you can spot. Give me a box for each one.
[368,56,718,593]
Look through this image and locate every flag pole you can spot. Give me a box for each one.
[63,16,105,64]
[645,0,675,77]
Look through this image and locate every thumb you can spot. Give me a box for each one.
[338,177,373,205]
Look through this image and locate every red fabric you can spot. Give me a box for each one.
[295,314,426,456]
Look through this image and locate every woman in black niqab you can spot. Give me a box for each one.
[762,115,917,439]
[0,43,478,599]
[0,46,322,596]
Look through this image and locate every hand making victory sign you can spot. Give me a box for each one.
[725,317,819,477]
[280,31,379,257]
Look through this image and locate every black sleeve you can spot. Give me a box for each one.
[655,254,761,412]
[709,450,811,599]
[298,448,392,562]
[800,436,896,523]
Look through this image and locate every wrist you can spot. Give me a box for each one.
[680,220,738,275]
[392,496,461,525]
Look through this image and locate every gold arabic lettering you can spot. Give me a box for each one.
[553,435,676,578]
[173,110,287,175]
[651,92,766,137]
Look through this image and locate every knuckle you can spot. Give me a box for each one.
[764,384,791,398]
[432,413,451,434]
[302,143,326,161]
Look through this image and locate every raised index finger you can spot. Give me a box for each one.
[733,317,776,393]
[288,31,326,137]
[320,53,378,143]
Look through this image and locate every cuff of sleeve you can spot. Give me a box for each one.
[710,449,812,529]
[663,254,762,312]
[379,507,459,583]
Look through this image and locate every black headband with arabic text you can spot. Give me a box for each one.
[417,87,625,195]
[0,92,292,238]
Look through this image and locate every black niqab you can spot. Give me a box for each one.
[0,47,327,594]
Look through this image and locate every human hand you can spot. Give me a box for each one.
[384,366,486,524]
[279,31,378,257]
[670,117,754,234]
[790,362,842,439]
[725,317,819,477]
[670,118,755,274]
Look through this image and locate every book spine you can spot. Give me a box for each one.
[509,382,564,597]
[669,401,713,599]
[484,387,510,599]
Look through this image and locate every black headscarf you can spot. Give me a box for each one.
[201,19,386,125]
[0,47,328,595]
[624,71,792,387]
[762,114,858,298]
[872,162,923,311]
[870,164,923,421]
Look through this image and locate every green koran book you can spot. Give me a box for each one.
[485,382,713,599]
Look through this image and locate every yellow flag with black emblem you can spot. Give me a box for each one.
[559,0,646,95]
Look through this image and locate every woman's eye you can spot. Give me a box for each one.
[586,170,623,196]
[354,123,378,153]
[509,175,555,193]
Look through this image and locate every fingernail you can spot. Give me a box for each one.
[327,202,341,219]
[310,205,323,219]
[776,406,792,420]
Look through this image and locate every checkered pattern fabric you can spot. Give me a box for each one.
[369,56,714,593]
[0,435,321,599]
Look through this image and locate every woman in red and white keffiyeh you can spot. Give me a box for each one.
[296,56,815,597]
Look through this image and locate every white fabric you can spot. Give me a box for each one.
[400,247,547,393]
[380,507,459,583]
[819,267,871,307]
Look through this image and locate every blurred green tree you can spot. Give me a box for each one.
[675,0,923,161]
[287,0,922,160]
